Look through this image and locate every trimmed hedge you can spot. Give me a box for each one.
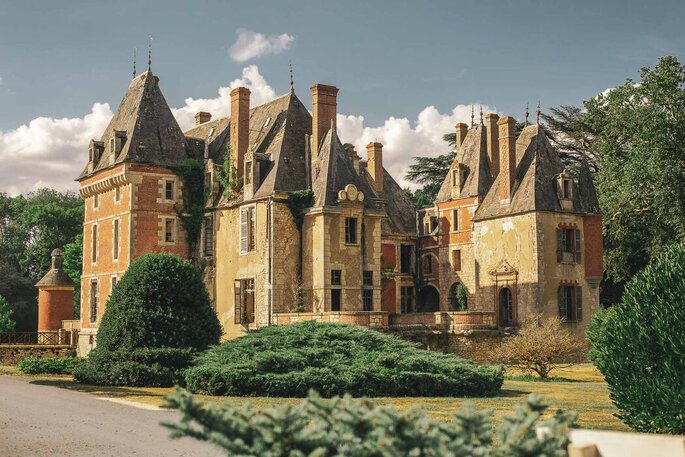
[74,254,222,387]
[185,321,504,397]
[588,243,685,434]
[18,356,83,375]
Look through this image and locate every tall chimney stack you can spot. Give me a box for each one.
[366,142,384,193]
[311,84,339,157]
[485,113,500,178]
[497,116,517,204]
[230,87,250,181]
[455,123,468,149]
[195,111,211,126]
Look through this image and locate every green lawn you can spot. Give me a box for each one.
[3,363,627,431]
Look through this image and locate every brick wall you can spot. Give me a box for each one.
[0,345,76,365]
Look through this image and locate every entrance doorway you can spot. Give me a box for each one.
[499,287,514,326]
[418,285,440,312]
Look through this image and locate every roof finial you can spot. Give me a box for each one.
[471,105,475,127]
[524,102,529,126]
[289,61,294,93]
[147,36,153,71]
[479,105,484,126]
[536,100,541,124]
[132,47,137,79]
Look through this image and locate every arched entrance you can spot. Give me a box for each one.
[418,285,440,312]
[499,287,514,326]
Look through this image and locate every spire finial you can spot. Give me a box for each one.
[147,36,152,71]
[471,105,475,127]
[524,102,529,126]
[132,47,137,79]
[536,100,541,124]
[479,104,484,126]
[289,61,294,92]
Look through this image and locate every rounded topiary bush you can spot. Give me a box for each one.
[74,253,222,387]
[588,243,685,434]
[185,320,504,397]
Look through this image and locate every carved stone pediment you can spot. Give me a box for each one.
[337,183,365,203]
[489,259,518,278]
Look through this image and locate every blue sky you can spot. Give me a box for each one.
[0,0,683,194]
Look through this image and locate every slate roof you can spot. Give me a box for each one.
[79,71,189,179]
[473,124,599,220]
[435,125,492,203]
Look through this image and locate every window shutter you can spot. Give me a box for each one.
[556,228,563,262]
[558,286,567,320]
[234,280,242,324]
[575,229,582,263]
[240,210,248,254]
[576,286,583,321]
[248,208,255,251]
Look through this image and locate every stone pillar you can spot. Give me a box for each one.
[35,249,75,332]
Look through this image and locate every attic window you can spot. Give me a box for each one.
[452,170,458,187]
[562,179,572,199]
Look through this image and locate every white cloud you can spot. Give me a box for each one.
[337,104,495,189]
[229,28,294,63]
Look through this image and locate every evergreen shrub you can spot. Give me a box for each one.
[18,356,83,375]
[74,254,221,387]
[185,321,503,397]
[588,243,685,434]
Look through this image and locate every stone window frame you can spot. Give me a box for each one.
[399,244,413,274]
[331,288,342,312]
[331,269,342,286]
[89,278,99,323]
[362,289,373,311]
[400,286,415,314]
[112,217,120,261]
[202,214,214,257]
[114,185,121,203]
[93,193,99,209]
[234,277,255,325]
[164,179,176,202]
[422,253,435,276]
[91,223,98,264]
[451,208,460,232]
[344,217,359,245]
[161,216,177,245]
[556,224,581,264]
[362,270,373,286]
[558,283,583,323]
[452,249,462,272]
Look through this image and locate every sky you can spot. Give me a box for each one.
[0,0,683,195]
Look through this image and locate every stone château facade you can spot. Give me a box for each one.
[74,69,602,357]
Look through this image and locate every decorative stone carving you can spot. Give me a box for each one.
[337,184,365,203]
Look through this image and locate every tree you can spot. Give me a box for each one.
[0,295,16,333]
[588,243,685,434]
[494,314,582,379]
[540,105,599,173]
[73,254,222,386]
[0,260,37,331]
[62,234,82,319]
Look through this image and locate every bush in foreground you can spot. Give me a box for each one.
[588,243,685,434]
[163,389,575,456]
[18,356,83,375]
[185,321,504,397]
[74,254,221,387]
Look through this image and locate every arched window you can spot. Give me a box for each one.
[418,285,440,313]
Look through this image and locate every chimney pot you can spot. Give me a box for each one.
[311,84,339,157]
[497,116,517,204]
[195,111,211,126]
[366,142,384,193]
[230,87,250,182]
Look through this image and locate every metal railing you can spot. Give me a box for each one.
[0,331,78,346]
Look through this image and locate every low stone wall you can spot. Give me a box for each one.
[389,311,497,330]
[390,329,504,364]
[274,311,389,328]
[0,345,76,365]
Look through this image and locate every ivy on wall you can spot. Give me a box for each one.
[285,189,314,229]
[173,159,206,254]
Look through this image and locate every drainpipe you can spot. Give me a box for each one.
[268,196,274,326]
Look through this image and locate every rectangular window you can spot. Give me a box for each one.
[234,278,255,324]
[91,224,98,263]
[165,180,175,201]
[400,286,414,313]
[113,219,119,260]
[424,255,432,274]
[89,280,98,323]
[453,250,462,272]
[452,209,459,231]
[111,276,117,294]
[363,289,373,311]
[345,217,358,244]
[331,270,342,286]
[562,179,572,199]
[165,218,175,243]
[93,193,99,209]
[203,215,214,257]
[363,270,373,286]
[240,207,255,254]
[115,186,121,202]
[430,216,438,232]
[400,245,413,274]
[244,161,252,185]
[558,285,583,322]
[452,169,458,187]
[331,289,341,311]
[557,228,581,263]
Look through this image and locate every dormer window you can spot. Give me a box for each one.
[562,178,572,199]
[452,169,458,187]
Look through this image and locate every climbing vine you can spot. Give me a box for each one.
[286,189,314,229]
[174,159,206,254]
[217,143,242,197]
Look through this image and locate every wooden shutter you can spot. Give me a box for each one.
[246,288,254,323]
[575,229,582,263]
[556,228,563,262]
[240,209,248,254]
[558,286,567,320]
[248,208,255,251]
[234,280,242,324]
[576,286,583,321]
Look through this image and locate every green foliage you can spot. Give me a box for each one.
[174,159,207,252]
[0,295,16,333]
[17,356,83,375]
[185,321,503,397]
[404,183,441,209]
[62,234,82,318]
[588,243,685,434]
[163,389,575,457]
[74,254,222,387]
[285,189,314,228]
[451,283,468,311]
[217,144,242,196]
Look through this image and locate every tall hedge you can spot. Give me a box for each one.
[74,254,221,386]
[185,320,504,397]
[588,243,685,434]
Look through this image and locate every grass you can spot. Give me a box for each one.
[1,363,626,431]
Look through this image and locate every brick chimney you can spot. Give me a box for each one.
[485,113,500,178]
[195,111,211,126]
[311,84,339,156]
[230,87,250,181]
[497,116,517,204]
[455,123,468,149]
[366,142,384,193]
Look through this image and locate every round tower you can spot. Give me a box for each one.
[35,248,75,332]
